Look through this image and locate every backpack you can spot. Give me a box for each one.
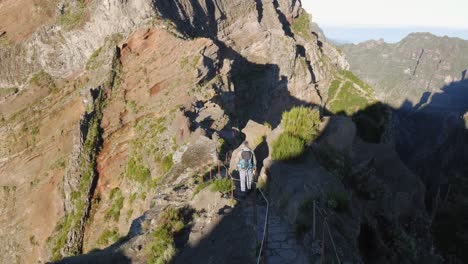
[239,150,253,170]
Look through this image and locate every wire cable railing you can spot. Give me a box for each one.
[218,163,269,264]
[218,162,340,264]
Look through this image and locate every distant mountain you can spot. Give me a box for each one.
[342,33,468,262]
[341,32,468,109]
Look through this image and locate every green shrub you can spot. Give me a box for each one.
[211,178,234,194]
[146,207,187,264]
[147,227,176,264]
[217,138,225,153]
[281,106,320,143]
[96,228,120,247]
[105,188,125,222]
[271,132,305,161]
[327,191,349,212]
[126,157,151,184]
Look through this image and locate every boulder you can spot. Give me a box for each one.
[319,116,356,151]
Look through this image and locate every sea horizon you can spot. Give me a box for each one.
[319,25,468,44]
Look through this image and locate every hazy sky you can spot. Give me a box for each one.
[302,0,468,28]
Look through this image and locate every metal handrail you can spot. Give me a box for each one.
[219,163,339,264]
[220,163,269,264]
[255,185,269,264]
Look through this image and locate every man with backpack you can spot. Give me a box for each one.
[236,141,256,194]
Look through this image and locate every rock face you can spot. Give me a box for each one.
[265,116,432,263]
[0,0,443,263]
[341,33,468,108]
[0,0,155,87]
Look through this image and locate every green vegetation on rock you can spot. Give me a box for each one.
[192,177,213,198]
[327,80,341,102]
[0,87,19,97]
[30,70,57,93]
[126,157,151,184]
[328,81,371,115]
[58,0,88,30]
[50,88,105,260]
[86,46,103,71]
[340,70,373,96]
[271,133,305,161]
[146,207,187,264]
[96,228,120,247]
[161,154,173,174]
[291,11,312,39]
[282,106,320,142]
[272,106,321,161]
[211,178,233,194]
[104,188,125,222]
[326,70,376,116]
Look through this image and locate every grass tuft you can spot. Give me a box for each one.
[211,178,234,194]
[96,228,120,247]
[126,157,151,184]
[104,188,125,222]
[146,207,188,264]
[58,1,87,30]
[291,11,312,39]
[271,133,305,161]
[281,106,320,143]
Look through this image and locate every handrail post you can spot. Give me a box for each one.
[231,177,234,200]
[321,218,327,264]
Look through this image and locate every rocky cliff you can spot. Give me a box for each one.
[0,0,442,263]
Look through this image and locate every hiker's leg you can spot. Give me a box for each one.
[246,170,252,190]
[239,170,246,192]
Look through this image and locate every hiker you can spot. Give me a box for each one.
[236,141,256,194]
